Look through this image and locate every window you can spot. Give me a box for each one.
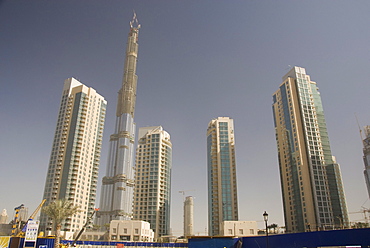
[250,229,254,235]
[228,229,233,235]
[239,229,243,235]
[135,228,139,234]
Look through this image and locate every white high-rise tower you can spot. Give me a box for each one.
[40,78,107,234]
[184,196,194,238]
[0,209,8,224]
[133,126,172,239]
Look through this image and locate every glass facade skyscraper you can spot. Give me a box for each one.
[133,126,172,239]
[207,117,238,236]
[272,66,348,233]
[40,78,106,235]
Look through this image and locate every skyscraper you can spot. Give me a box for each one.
[96,14,140,226]
[361,126,370,198]
[184,196,194,238]
[40,78,107,234]
[207,117,238,236]
[272,66,348,233]
[133,126,172,239]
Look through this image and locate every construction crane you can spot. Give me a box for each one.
[12,199,46,237]
[71,208,99,246]
[349,207,370,224]
[11,204,25,236]
[179,189,195,202]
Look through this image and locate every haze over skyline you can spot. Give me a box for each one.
[1,1,370,235]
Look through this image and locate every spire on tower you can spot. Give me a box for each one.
[130,11,140,29]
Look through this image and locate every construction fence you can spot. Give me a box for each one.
[6,238,186,248]
[4,228,370,248]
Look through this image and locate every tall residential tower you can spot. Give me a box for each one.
[361,126,370,198]
[96,14,141,226]
[133,126,172,239]
[40,78,107,234]
[272,66,348,233]
[184,196,194,238]
[207,117,238,236]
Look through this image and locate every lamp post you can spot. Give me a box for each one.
[263,211,269,248]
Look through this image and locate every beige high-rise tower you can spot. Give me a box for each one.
[40,78,107,235]
[272,66,348,233]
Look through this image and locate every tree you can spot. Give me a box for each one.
[267,223,278,234]
[42,199,80,248]
[351,222,369,229]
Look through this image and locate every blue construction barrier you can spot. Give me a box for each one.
[8,238,188,248]
[239,228,370,248]
[8,229,370,248]
[187,237,237,248]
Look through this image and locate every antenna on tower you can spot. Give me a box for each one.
[130,10,140,29]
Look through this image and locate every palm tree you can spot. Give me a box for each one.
[42,199,80,248]
[267,223,278,234]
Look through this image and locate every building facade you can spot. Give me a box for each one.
[0,209,8,224]
[220,221,257,237]
[133,126,172,239]
[40,78,107,234]
[109,220,154,242]
[184,196,194,238]
[96,14,140,226]
[207,117,238,236]
[272,66,348,233]
[362,126,370,199]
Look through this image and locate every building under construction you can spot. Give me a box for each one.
[362,126,370,199]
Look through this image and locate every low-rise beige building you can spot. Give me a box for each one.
[110,220,154,242]
[220,221,257,237]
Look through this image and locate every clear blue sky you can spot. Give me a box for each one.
[1,0,370,235]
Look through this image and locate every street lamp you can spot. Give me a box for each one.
[263,211,269,248]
